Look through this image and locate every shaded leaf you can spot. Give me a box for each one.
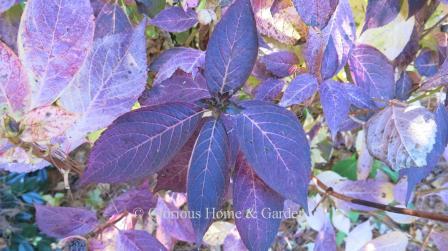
[319,80,350,137]
[0,41,30,116]
[314,217,336,251]
[94,2,132,39]
[117,230,167,251]
[253,78,284,102]
[415,49,438,77]
[293,0,338,29]
[260,51,298,78]
[349,44,395,101]
[339,83,377,110]
[363,0,401,31]
[187,118,230,243]
[279,73,318,107]
[149,7,197,33]
[103,187,157,217]
[408,0,426,17]
[140,73,209,107]
[233,154,283,251]
[81,103,203,184]
[234,100,311,209]
[35,205,98,238]
[420,59,448,90]
[204,0,258,96]
[0,6,21,52]
[60,21,147,150]
[18,0,95,108]
[135,0,166,18]
[0,0,16,14]
[366,105,439,171]
[395,71,413,101]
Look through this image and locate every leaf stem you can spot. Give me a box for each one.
[312,176,448,223]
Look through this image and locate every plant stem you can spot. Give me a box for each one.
[312,176,448,223]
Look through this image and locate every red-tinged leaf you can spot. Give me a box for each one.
[141,73,209,107]
[20,106,77,143]
[0,41,30,116]
[155,197,196,243]
[233,154,283,251]
[252,0,303,45]
[149,7,197,33]
[59,21,147,150]
[319,80,351,137]
[253,78,284,102]
[154,127,200,193]
[279,73,318,107]
[349,44,395,102]
[260,51,298,78]
[81,103,203,185]
[360,231,408,251]
[363,0,401,31]
[117,230,167,251]
[333,180,394,211]
[187,118,230,243]
[0,140,49,173]
[366,105,439,171]
[304,0,355,80]
[151,47,205,85]
[94,2,132,39]
[204,0,258,96]
[35,205,98,238]
[314,217,336,251]
[293,0,338,29]
[103,187,157,217]
[431,231,448,251]
[18,0,95,108]
[233,100,311,209]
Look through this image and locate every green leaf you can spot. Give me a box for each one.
[332,155,357,180]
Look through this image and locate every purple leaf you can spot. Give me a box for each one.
[35,205,98,238]
[149,7,197,32]
[117,230,167,251]
[204,0,258,96]
[293,0,338,29]
[154,127,200,193]
[431,231,448,251]
[366,104,441,171]
[60,21,147,150]
[0,0,16,13]
[339,83,377,110]
[140,73,210,107]
[314,217,336,251]
[187,118,230,243]
[260,51,298,78]
[303,0,355,80]
[103,187,157,217]
[415,49,438,77]
[18,0,95,108]
[81,103,203,184]
[0,41,30,116]
[279,73,318,107]
[333,180,394,211]
[420,59,448,90]
[0,7,20,52]
[233,100,311,209]
[349,44,395,102]
[94,3,132,39]
[398,104,448,203]
[408,0,426,17]
[395,71,413,101]
[152,47,205,85]
[319,80,351,137]
[363,0,401,31]
[233,154,283,251]
[155,197,196,242]
[253,78,284,102]
[361,231,408,251]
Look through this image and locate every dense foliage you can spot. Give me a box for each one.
[2,0,448,250]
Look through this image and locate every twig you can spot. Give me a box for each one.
[312,176,448,223]
[421,14,448,39]
[88,212,129,238]
[421,224,434,251]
